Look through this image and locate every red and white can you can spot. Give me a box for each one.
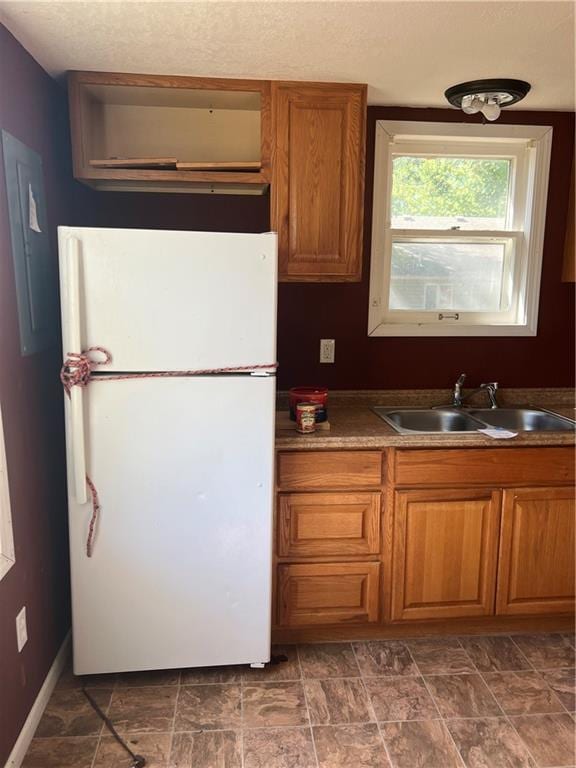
[296,402,316,434]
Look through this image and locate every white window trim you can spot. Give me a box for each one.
[0,402,15,581]
[368,120,553,337]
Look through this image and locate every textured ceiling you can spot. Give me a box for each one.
[0,0,574,110]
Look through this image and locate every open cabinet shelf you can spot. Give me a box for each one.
[68,71,271,194]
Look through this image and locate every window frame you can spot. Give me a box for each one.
[368,120,553,337]
[0,403,15,581]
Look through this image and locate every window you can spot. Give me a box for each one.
[368,121,553,336]
[0,403,15,581]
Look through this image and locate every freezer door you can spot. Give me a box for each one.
[66,376,275,674]
[58,227,277,371]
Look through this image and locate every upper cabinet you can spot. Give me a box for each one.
[68,71,271,193]
[271,82,367,282]
[68,72,368,281]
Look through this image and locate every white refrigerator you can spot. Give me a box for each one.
[58,226,277,675]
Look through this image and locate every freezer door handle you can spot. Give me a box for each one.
[66,236,88,504]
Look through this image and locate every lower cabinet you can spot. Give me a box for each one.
[496,486,576,615]
[391,488,502,621]
[277,562,380,626]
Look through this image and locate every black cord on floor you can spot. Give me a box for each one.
[82,687,146,768]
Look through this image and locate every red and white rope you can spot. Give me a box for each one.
[61,347,277,556]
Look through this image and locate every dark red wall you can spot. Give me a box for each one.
[0,25,86,764]
[90,107,575,391]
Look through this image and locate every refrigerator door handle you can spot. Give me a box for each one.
[66,236,88,504]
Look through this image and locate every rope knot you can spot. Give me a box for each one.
[60,347,112,396]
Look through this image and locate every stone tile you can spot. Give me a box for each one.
[93,733,172,767]
[243,726,316,768]
[298,643,359,678]
[107,685,178,733]
[56,664,118,690]
[365,676,438,722]
[174,683,241,730]
[540,668,576,711]
[460,636,531,672]
[483,671,565,715]
[35,688,112,737]
[304,678,372,725]
[181,665,243,684]
[353,641,418,677]
[425,673,501,718]
[117,668,180,687]
[171,730,241,768]
[242,681,309,727]
[447,717,536,768]
[313,723,391,768]
[381,720,462,768]
[243,645,301,682]
[511,713,576,767]
[22,737,98,768]
[513,634,576,670]
[407,637,476,675]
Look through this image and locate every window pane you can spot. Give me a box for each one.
[391,156,511,230]
[389,241,507,312]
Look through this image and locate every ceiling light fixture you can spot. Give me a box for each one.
[444,79,531,121]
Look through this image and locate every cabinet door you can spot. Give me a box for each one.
[496,487,575,615]
[278,492,381,557]
[272,82,366,282]
[277,562,379,626]
[392,488,501,621]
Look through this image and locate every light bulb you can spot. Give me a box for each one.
[461,95,481,114]
[481,98,501,121]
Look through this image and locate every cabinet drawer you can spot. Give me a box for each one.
[277,562,380,626]
[278,492,381,557]
[277,451,382,490]
[395,447,575,487]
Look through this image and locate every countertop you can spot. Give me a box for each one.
[275,389,576,450]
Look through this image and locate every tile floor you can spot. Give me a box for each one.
[22,632,576,768]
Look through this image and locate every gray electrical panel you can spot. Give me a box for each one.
[2,130,57,356]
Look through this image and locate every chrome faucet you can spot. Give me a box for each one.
[452,373,467,407]
[452,373,500,409]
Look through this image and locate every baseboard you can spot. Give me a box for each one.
[4,631,71,768]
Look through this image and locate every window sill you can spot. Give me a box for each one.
[368,322,537,337]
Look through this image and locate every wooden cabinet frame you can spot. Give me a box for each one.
[68,71,271,191]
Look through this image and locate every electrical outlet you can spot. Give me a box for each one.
[320,338,335,364]
[16,606,27,652]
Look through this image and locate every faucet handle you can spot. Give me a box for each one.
[456,373,467,386]
[481,381,498,390]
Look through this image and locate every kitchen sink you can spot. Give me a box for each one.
[467,408,576,432]
[373,406,576,434]
[373,408,486,434]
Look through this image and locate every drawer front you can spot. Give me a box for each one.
[277,451,382,490]
[278,492,381,557]
[395,447,575,487]
[277,562,380,626]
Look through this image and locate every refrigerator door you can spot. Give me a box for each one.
[58,227,277,372]
[66,375,275,674]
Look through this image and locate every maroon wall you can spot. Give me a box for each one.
[90,107,575,391]
[0,25,86,764]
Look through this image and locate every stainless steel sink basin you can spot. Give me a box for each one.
[373,406,576,434]
[373,408,485,434]
[467,408,576,432]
